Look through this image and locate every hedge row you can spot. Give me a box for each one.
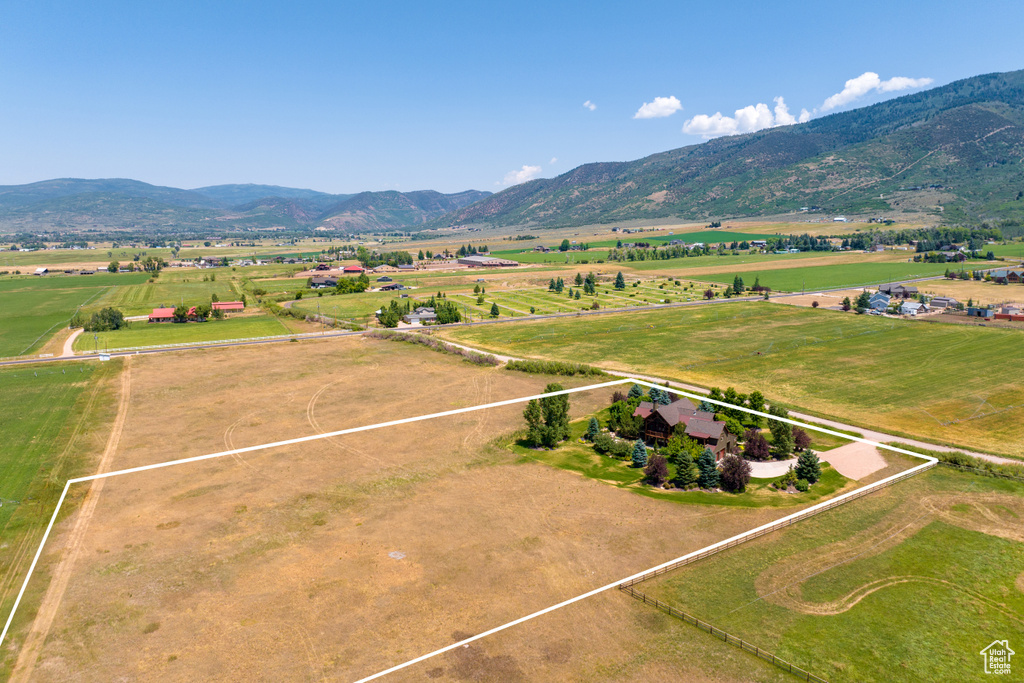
[505,359,607,377]
[893,443,1024,480]
[365,330,499,366]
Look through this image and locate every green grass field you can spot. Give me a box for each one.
[72,314,292,351]
[0,361,121,679]
[694,260,987,292]
[438,302,1024,457]
[94,277,239,316]
[0,273,150,357]
[640,468,1024,682]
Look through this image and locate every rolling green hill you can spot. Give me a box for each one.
[441,70,1024,232]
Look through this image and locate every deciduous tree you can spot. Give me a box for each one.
[644,455,668,486]
[720,454,751,492]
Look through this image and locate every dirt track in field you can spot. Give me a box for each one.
[752,492,1024,617]
[21,338,793,682]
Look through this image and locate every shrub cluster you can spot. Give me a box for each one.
[504,359,607,377]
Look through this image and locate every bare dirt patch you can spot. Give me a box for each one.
[822,443,887,480]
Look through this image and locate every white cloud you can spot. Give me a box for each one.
[503,164,542,186]
[633,95,683,119]
[822,72,933,110]
[549,157,558,164]
[682,96,810,138]
[583,100,597,111]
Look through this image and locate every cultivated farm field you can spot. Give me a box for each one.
[0,274,149,357]
[640,467,1024,682]
[71,314,296,352]
[692,260,987,292]
[0,360,122,681]
[7,339,817,682]
[438,302,1024,457]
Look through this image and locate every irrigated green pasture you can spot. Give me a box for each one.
[694,260,986,292]
[0,273,149,356]
[0,360,120,680]
[439,302,1024,456]
[95,277,239,316]
[72,314,292,351]
[640,468,1024,682]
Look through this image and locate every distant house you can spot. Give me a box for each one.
[397,264,416,270]
[372,264,400,273]
[750,240,767,248]
[378,282,403,291]
[310,276,338,289]
[376,276,393,282]
[33,267,48,276]
[533,245,552,252]
[929,296,959,310]
[878,283,918,298]
[991,269,1024,284]
[458,255,519,268]
[900,301,928,316]
[149,307,175,323]
[342,265,365,275]
[402,307,437,324]
[633,397,736,460]
[868,292,891,312]
[212,301,244,312]
[314,263,332,271]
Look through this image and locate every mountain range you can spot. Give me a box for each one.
[0,179,490,234]
[443,69,1024,232]
[3,69,1023,236]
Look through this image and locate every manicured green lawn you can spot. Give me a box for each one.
[507,416,852,508]
[73,314,292,351]
[694,260,986,292]
[439,302,1024,457]
[641,468,1024,682]
[0,273,150,356]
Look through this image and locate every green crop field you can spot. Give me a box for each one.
[438,302,1024,457]
[491,248,611,264]
[290,290,403,324]
[640,468,1024,682]
[0,273,150,357]
[94,278,239,315]
[694,260,987,292]
[0,361,120,679]
[72,314,292,351]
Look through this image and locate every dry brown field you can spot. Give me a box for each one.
[10,337,808,682]
[916,278,1024,307]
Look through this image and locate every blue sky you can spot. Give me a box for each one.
[1,0,1021,194]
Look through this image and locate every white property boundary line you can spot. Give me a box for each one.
[0,377,937,681]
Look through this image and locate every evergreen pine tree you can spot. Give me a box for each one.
[697,448,720,489]
[733,275,745,293]
[627,384,644,399]
[614,271,626,289]
[585,417,600,441]
[631,439,648,467]
[574,272,583,286]
[548,278,556,291]
[490,302,500,317]
[795,449,822,484]
[574,290,581,300]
